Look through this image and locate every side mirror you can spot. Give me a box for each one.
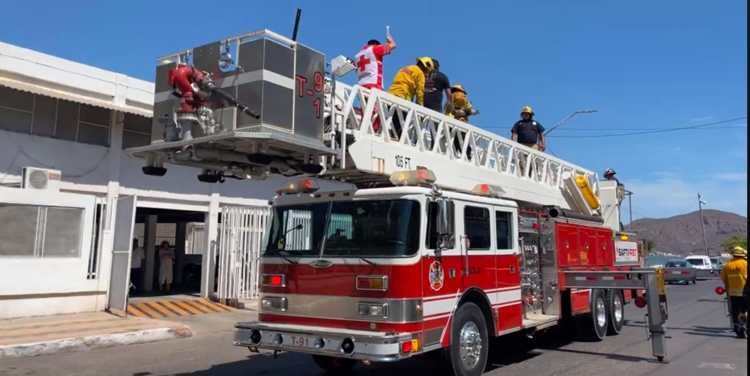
[436,199,455,256]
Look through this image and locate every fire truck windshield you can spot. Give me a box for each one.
[265,199,421,258]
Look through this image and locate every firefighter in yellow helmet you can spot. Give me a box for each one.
[445,84,478,122]
[445,84,478,159]
[387,57,435,139]
[388,57,435,106]
[721,246,747,337]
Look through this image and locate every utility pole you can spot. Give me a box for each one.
[628,192,633,228]
[698,193,709,257]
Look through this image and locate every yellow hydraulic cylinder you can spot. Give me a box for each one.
[575,174,601,210]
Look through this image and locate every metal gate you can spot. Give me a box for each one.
[216,205,270,303]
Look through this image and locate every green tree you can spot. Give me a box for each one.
[721,235,748,251]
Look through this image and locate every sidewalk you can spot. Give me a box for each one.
[0,311,192,359]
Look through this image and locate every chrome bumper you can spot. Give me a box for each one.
[233,321,417,362]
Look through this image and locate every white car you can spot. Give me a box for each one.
[685,255,715,277]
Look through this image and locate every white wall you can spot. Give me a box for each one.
[0,128,349,199]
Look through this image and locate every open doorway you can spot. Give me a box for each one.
[129,208,206,298]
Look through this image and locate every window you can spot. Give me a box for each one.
[0,86,114,146]
[43,207,84,257]
[77,104,110,146]
[122,113,152,149]
[427,200,455,249]
[686,258,705,266]
[265,200,421,258]
[0,203,83,258]
[464,206,491,250]
[0,204,38,256]
[496,211,513,250]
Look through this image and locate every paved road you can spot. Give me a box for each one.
[1,278,746,376]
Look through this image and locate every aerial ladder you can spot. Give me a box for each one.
[128,29,668,362]
[129,29,617,229]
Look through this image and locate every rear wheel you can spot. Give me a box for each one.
[607,290,625,335]
[577,289,608,341]
[311,355,355,375]
[446,303,489,376]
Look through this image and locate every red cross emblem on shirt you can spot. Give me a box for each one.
[357,55,371,72]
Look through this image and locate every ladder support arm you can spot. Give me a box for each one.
[563,269,668,361]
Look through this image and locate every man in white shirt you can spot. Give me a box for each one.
[130,239,145,293]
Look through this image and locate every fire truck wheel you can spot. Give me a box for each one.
[310,355,355,374]
[577,289,608,341]
[607,290,625,335]
[447,302,489,376]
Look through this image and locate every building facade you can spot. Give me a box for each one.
[0,41,336,318]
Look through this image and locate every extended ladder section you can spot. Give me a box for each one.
[127,29,610,217]
[563,269,668,361]
[325,83,598,210]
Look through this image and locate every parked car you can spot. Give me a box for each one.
[685,255,714,278]
[663,260,697,285]
[709,256,724,273]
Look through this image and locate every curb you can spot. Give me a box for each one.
[0,325,192,359]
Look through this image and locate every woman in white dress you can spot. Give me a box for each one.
[158,241,175,292]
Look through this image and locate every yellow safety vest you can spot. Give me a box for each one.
[721,258,747,296]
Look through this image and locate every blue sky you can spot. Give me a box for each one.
[2,1,746,220]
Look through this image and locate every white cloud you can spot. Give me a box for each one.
[625,174,747,220]
[713,172,747,182]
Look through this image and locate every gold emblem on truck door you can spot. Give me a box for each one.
[429,260,445,291]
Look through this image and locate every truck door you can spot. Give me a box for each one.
[494,208,520,289]
[460,204,495,291]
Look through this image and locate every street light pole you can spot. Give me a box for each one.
[544,109,598,136]
[698,193,709,257]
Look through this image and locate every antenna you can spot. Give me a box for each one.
[292,8,302,41]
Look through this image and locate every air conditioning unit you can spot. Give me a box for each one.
[22,167,62,191]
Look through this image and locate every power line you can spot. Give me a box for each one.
[547,125,747,132]
[479,116,746,134]
[546,117,747,138]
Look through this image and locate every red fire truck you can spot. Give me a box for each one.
[127,30,668,376]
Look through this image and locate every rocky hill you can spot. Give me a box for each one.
[628,209,747,255]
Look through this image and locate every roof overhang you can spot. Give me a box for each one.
[0,41,154,117]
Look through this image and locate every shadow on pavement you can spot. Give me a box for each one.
[696,298,726,303]
[537,347,661,364]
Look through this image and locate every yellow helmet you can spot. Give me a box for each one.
[416,57,436,72]
[731,246,747,258]
[450,84,466,94]
[521,105,534,115]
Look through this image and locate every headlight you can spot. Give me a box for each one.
[358,302,388,317]
[261,296,288,312]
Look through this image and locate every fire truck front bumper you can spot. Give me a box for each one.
[234,321,420,362]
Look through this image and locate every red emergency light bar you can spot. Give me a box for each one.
[471,183,505,198]
[389,168,436,187]
[276,178,319,195]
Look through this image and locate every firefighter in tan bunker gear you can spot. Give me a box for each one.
[445,84,478,122]
[721,246,747,337]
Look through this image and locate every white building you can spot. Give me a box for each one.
[0,41,336,319]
